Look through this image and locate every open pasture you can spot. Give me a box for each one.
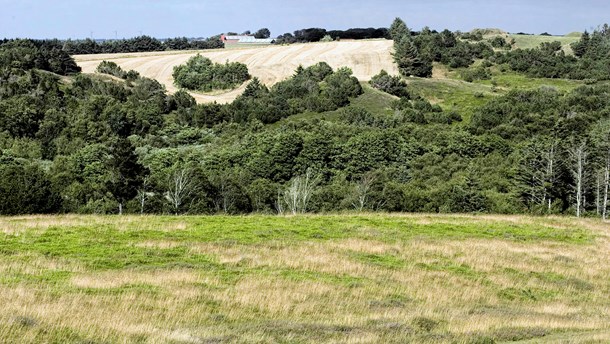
[1,214,609,343]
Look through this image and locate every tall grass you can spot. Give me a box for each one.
[0,214,608,343]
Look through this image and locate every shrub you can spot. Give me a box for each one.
[96,61,140,81]
[461,67,491,82]
[489,36,509,48]
[125,70,141,81]
[320,35,334,42]
[369,70,410,97]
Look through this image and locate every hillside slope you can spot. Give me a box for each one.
[74,40,398,104]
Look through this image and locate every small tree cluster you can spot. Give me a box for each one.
[96,61,140,81]
[173,54,250,92]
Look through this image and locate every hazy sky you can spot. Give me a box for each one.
[0,0,607,39]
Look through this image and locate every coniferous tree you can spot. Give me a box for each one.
[389,17,410,41]
[393,36,433,77]
[571,31,590,57]
[107,138,148,214]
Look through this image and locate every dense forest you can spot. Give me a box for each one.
[2,20,610,217]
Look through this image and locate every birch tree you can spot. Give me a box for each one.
[517,138,559,211]
[165,168,198,215]
[542,140,559,211]
[280,168,320,214]
[602,148,610,220]
[568,141,588,217]
[352,173,376,212]
[589,119,610,219]
[136,176,153,215]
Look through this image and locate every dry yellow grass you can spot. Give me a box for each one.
[0,214,609,343]
[73,40,398,104]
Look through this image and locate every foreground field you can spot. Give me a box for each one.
[74,40,398,104]
[1,214,609,343]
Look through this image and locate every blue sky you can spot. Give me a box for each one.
[0,0,607,39]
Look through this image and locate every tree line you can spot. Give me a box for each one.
[275,27,389,44]
[61,35,223,55]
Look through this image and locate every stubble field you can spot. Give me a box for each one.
[74,40,399,104]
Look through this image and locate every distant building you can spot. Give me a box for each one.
[220,34,274,45]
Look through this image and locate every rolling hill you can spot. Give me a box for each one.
[74,40,399,104]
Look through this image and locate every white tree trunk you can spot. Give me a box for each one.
[544,142,556,212]
[602,150,610,220]
[353,173,375,211]
[281,168,319,215]
[165,168,197,215]
[569,141,588,218]
[596,173,602,215]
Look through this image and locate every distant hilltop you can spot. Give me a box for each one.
[470,27,583,37]
[470,28,507,36]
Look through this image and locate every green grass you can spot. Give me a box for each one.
[407,77,494,122]
[509,34,580,52]
[350,83,398,115]
[477,72,584,93]
[0,214,608,343]
[406,65,585,124]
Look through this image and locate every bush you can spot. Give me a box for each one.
[461,67,491,82]
[96,61,140,81]
[173,54,250,92]
[369,70,410,97]
[320,35,334,42]
[489,36,509,48]
[97,61,125,78]
[0,160,60,215]
[226,63,362,124]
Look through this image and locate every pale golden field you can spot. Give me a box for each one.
[0,214,609,343]
[73,40,399,104]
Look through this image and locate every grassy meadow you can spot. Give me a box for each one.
[1,214,609,343]
[508,34,580,52]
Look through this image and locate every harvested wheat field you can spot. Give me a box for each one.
[1,214,609,343]
[73,40,398,104]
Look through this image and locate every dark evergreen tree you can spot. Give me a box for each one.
[389,17,410,41]
[393,36,433,77]
[107,138,148,214]
[0,159,60,215]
